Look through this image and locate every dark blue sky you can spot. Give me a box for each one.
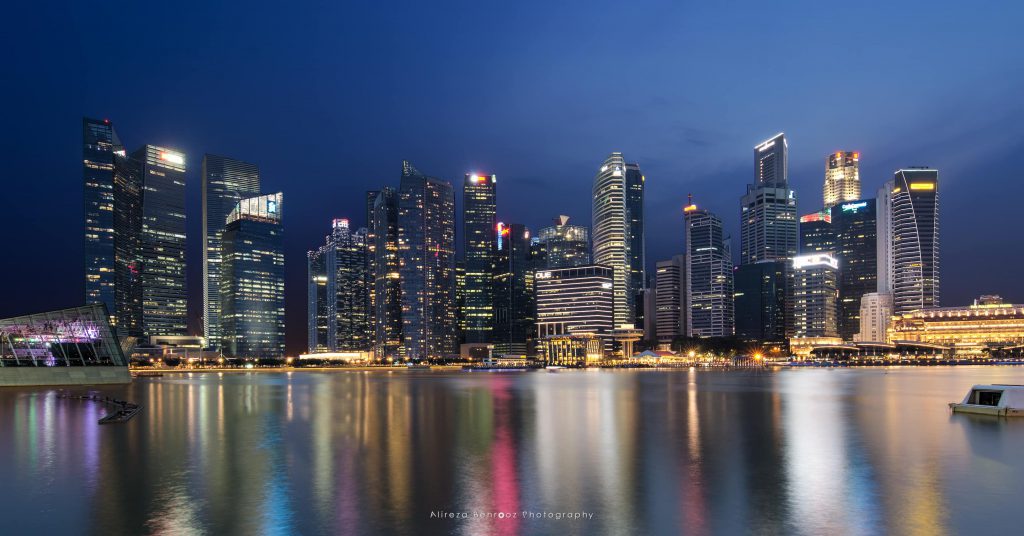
[3,1,1023,353]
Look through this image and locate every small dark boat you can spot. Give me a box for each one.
[99,405,142,424]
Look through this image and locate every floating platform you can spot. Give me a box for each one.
[949,384,1024,417]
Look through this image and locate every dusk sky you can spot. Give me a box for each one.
[3,0,1024,354]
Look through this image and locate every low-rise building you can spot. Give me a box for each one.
[889,295,1024,357]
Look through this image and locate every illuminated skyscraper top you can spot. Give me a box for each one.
[741,133,798,264]
[755,133,788,188]
[593,152,643,325]
[823,151,861,208]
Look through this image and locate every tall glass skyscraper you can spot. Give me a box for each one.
[740,133,798,265]
[884,168,940,315]
[221,193,285,358]
[799,209,833,254]
[462,172,497,344]
[307,219,371,353]
[492,223,536,355]
[823,151,861,208]
[535,215,590,268]
[202,154,260,349]
[371,187,402,359]
[685,201,734,337]
[112,152,143,338]
[792,254,839,338]
[593,153,644,325]
[655,255,687,345]
[83,118,122,327]
[833,199,877,340]
[733,260,788,341]
[397,161,457,360]
[132,145,188,336]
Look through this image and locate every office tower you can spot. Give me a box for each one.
[83,118,122,326]
[462,172,497,344]
[365,190,379,322]
[833,199,877,340]
[370,187,402,359]
[855,292,893,342]
[884,169,940,315]
[535,265,614,338]
[455,261,466,342]
[112,152,144,338]
[685,201,734,338]
[655,255,687,346]
[734,260,789,341]
[740,133,798,264]
[799,209,834,254]
[132,145,188,336]
[625,163,646,310]
[202,155,260,349]
[535,215,590,268]
[220,193,285,358]
[307,219,371,353]
[823,151,861,208]
[307,247,330,352]
[397,161,457,361]
[593,153,643,325]
[792,254,839,338]
[641,287,657,342]
[492,223,536,355]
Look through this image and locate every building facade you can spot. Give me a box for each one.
[734,260,789,341]
[654,255,687,345]
[625,163,646,314]
[833,199,877,340]
[685,202,734,338]
[535,215,590,269]
[220,193,285,359]
[593,153,643,325]
[492,223,536,355]
[202,154,260,350]
[462,173,497,344]
[307,219,371,353]
[397,162,457,360]
[855,292,893,342]
[887,169,940,315]
[799,209,833,254]
[823,151,861,208]
[792,254,839,338]
[83,118,122,328]
[133,145,188,336]
[889,296,1024,356]
[535,265,614,339]
[371,187,403,359]
[740,133,798,265]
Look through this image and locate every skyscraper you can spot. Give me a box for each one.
[112,152,143,338]
[740,133,798,265]
[685,201,734,338]
[792,254,839,338]
[133,145,188,336]
[833,199,877,340]
[625,163,646,307]
[823,151,861,208]
[734,260,789,342]
[884,169,940,315]
[371,187,402,359]
[593,153,643,325]
[83,118,122,327]
[654,255,687,346]
[799,209,834,254]
[221,193,285,359]
[462,172,497,344]
[307,219,371,353]
[535,215,590,268]
[202,154,260,349]
[492,223,536,355]
[397,161,457,360]
[855,292,893,342]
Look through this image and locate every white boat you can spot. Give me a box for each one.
[545,366,566,372]
[949,384,1024,417]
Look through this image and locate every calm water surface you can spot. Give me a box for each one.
[1,367,1023,535]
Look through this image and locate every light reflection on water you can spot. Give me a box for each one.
[1,367,1023,535]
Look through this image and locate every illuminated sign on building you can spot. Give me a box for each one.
[159,151,184,165]
[841,201,868,212]
[909,182,935,191]
[793,253,839,270]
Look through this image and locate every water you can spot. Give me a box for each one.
[1,367,1023,535]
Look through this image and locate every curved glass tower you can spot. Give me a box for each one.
[592,153,643,325]
[889,168,940,315]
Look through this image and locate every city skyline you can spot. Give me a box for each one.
[6,2,1024,355]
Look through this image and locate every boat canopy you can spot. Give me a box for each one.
[958,385,1024,408]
